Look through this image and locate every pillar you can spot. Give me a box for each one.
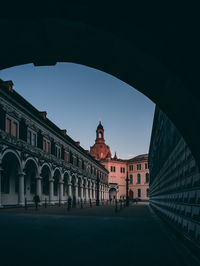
[49,178,54,204]
[59,181,64,203]
[68,182,72,198]
[18,171,25,206]
[80,185,83,200]
[93,183,96,200]
[36,176,42,199]
[0,166,3,208]
[85,181,89,202]
[75,184,78,200]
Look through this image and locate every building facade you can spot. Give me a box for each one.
[90,122,149,201]
[149,106,200,248]
[0,79,109,207]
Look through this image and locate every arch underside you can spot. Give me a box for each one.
[0,10,199,167]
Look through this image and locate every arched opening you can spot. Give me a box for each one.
[53,169,60,199]
[109,188,117,201]
[71,175,76,200]
[63,172,69,199]
[41,165,50,197]
[24,159,38,202]
[129,189,134,200]
[1,151,21,205]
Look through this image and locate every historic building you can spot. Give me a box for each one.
[0,79,109,207]
[149,106,200,248]
[90,122,149,200]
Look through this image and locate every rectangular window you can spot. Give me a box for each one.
[121,167,125,173]
[32,133,37,146]
[137,164,141,170]
[43,140,46,152]
[47,141,50,153]
[27,130,31,145]
[145,163,148,169]
[111,166,116,172]
[129,165,133,171]
[6,118,11,135]
[138,189,141,197]
[12,122,18,137]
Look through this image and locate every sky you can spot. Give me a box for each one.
[0,63,155,159]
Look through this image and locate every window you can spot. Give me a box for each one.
[138,189,141,197]
[145,173,149,183]
[6,116,19,137]
[43,139,50,153]
[12,122,18,137]
[64,152,69,163]
[6,118,11,135]
[55,146,61,159]
[130,174,133,184]
[145,163,148,169]
[111,166,116,172]
[137,164,141,170]
[32,133,37,146]
[27,129,37,146]
[120,167,125,173]
[27,130,31,145]
[146,189,149,197]
[129,165,133,171]
[137,173,141,184]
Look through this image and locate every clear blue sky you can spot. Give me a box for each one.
[0,63,155,159]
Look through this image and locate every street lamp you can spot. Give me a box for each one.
[126,170,129,206]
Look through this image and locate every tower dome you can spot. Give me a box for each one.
[90,121,111,160]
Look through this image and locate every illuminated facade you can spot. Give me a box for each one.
[90,122,149,200]
[0,79,109,207]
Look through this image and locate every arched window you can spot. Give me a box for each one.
[130,174,133,184]
[137,173,141,184]
[138,189,141,197]
[145,173,149,183]
[99,132,102,138]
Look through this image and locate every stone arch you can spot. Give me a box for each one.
[1,148,22,169]
[53,168,61,197]
[40,164,51,196]
[1,149,22,205]
[109,188,117,201]
[24,157,38,197]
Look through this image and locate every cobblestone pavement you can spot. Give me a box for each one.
[0,203,199,266]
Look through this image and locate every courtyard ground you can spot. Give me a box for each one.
[0,203,199,266]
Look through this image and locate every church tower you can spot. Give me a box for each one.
[90,121,111,160]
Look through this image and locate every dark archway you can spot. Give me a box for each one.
[24,159,38,201]
[109,188,117,200]
[0,8,200,168]
[1,151,21,205]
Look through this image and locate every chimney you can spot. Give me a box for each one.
[61,129,67,136]
[2,80,13,92]
[39,111,47,119]
[75,141,80,147]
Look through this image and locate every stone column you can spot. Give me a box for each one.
[49,178,54,204]
[75,184,78,200]
[93,183,96,200]
[59,181,64,203]
[85,181,89,202]
[80,185,84,200]
[68,182,72,198]
[36,176,42,199]
[18,171,25,206]
[0,166,3,208]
